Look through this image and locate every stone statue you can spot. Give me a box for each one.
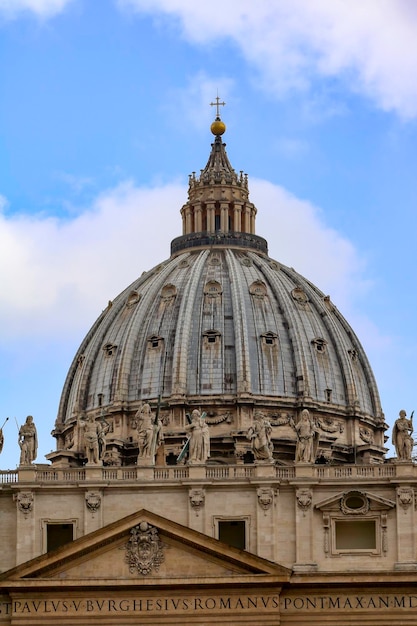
[136,404,163,464]
[247,412,274,462]
[98,417,110,460]
[186,409,210,464]
[0,417,8,454]
[392,410,414,461]
[18,415,38,465]
[79,414,103,465]
[293,409,319,464]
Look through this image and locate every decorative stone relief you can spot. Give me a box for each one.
[209,255,220,266]
[296,488,312,515]
[269,413,291,427]
[178,258,189,268]
[204,411,232,425]
[15,491,34,516]
[189,488,205,516]
[124,522,165,576]
[102,449,121,466]
[397,486,413,512]
[241,257,252,267]
[359,426,374,445]
[257,487,274,513]
[85,491,101,515]
[317,416,344,434]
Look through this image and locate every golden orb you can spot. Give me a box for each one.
[211,118,226,136]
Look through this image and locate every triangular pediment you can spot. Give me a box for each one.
[0,509,290,586]
[315,489,395,512]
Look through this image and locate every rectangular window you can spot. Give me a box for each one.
[46,523,74,552]
[335,520,376,551]
[218,520,246,550]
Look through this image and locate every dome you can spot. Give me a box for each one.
[51,114,387,468]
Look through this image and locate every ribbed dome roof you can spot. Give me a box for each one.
[51,115,387,467]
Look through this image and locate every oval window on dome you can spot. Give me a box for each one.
[126,290,141,307]
[291,286,309,306]
[249,280,267,299]
[204,280,223,296]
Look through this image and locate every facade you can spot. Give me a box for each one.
[0,109,417,625]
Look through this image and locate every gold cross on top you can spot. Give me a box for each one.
[210,95,226,117]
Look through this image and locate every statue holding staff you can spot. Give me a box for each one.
[392,409,414,461]
[0,417,9,454]
[18,415,38,465]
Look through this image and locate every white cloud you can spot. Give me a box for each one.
[0,0,72,18]
[0,183,183,339]
[120,0,417,119]
[253,180,370,313]
[0,178,375,345]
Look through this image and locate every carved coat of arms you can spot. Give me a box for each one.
[125,522,165,576]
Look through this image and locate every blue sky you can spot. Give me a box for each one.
[0,0,417,468]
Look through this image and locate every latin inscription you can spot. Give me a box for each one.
[1,594,417,616]
[281,595,417,611]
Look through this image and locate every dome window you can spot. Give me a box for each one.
[103,343,117,357]
[312,338,327,354]
[161,284,177,302]
[348,348,358,362]
[203,330,221,345]
[249,280,267,299]
[291,286,309,306]
[261,331,277,347]
[126,290,140,307]
[148,335,163,349]
[204,280,223,296]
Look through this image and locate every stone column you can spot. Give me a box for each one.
[194,205,202,232]
[185,207,192,234]
[233,204,242,232]
[220,203,229,232]
[206,203,215,233]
